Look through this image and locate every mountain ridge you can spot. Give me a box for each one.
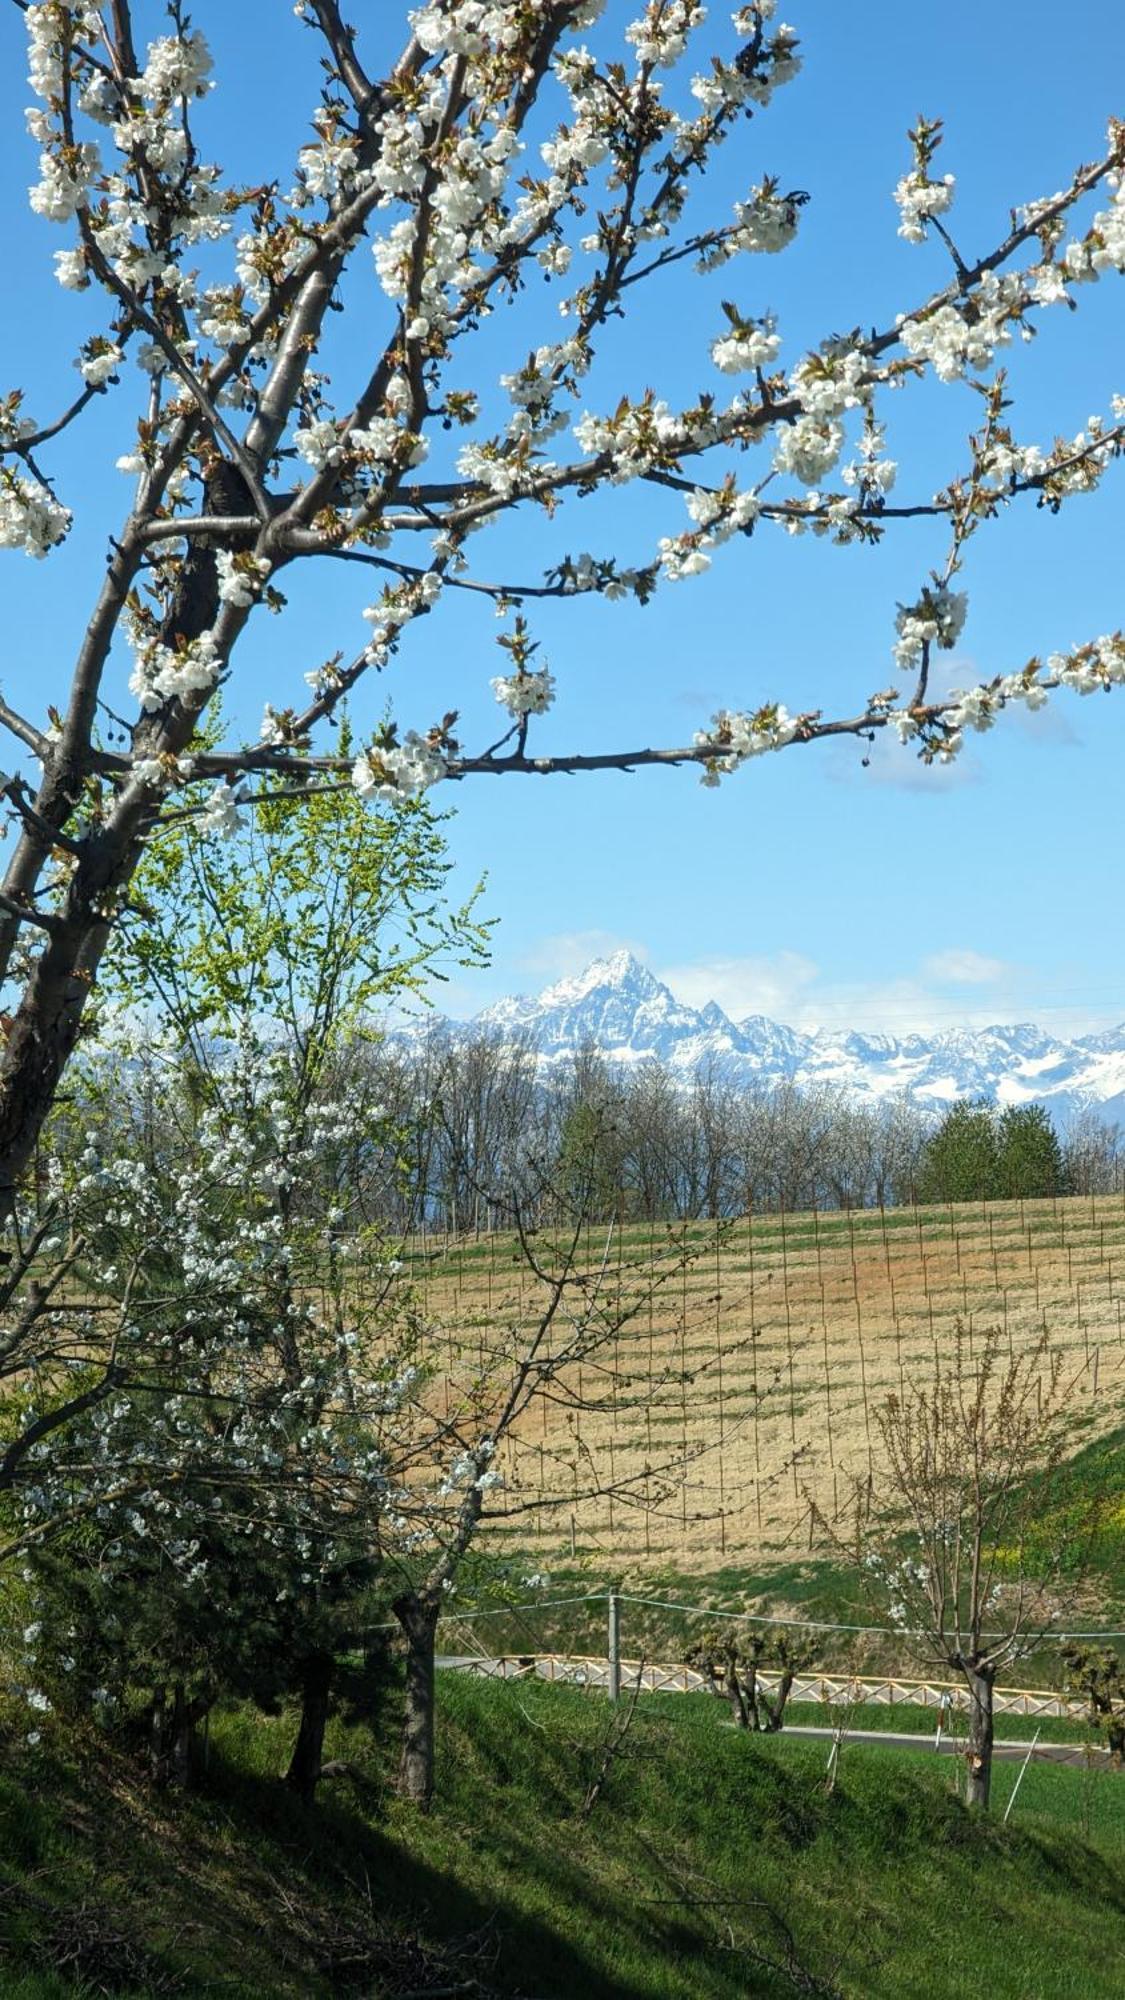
[402,952,1125,1123]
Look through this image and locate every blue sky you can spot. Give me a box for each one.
[3,3,1125,1035]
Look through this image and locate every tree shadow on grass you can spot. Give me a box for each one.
[193,1740,760,2000]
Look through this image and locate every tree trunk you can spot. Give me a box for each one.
[762,1666,797,1733]
[726,1661,749,1728]
[0,462,253,1225]
[963,1661,995,1809]
[744,1658,763,1731]
[149,1682,205,1791]
[394,1590,440,1809]
[285,1649,334,1805]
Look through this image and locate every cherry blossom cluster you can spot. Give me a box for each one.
[894,116,956,244]
[693,701,800,785]
[491,667,556,717]
[0,465,71,557]
[892,584,969,674]
[353,732,449,801]
[128,630,222,714]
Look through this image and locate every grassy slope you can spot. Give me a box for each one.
[2,1675,1123,2000]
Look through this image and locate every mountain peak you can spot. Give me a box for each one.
[538,950,657,1008]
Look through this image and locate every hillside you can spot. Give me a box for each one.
[402,1192,1125,1572]
[2,1676,1123,1998]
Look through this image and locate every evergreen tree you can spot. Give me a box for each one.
[996,1105,1067,1200]
[915,1100,1000,1204]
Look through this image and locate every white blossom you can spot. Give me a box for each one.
[711,316,781,373]
[197,784,245,840]
[140,30,213,103]
[294,419,342,471]
[893,586,969,672]
[491,668,556,717]
[216,550,270,609]
[129,631,222,712]
[0,470,71,557]
[53,247,87,290]
[694,702,799,783]
[894,169,956,243]
[773,415,844,484]
[352,733,447,801]
[77,343,123,388]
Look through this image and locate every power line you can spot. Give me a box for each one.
[397,1587,1125,1646]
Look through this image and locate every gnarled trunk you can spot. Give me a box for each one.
[285,1649,334,1805]
[394,1590,440,1809]
[963,1661,995,1809]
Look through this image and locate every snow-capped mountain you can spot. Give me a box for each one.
[402,951,1125,1123]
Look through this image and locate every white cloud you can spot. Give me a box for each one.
[656,949,1118,1038]
[658,951,819,1022]
[922,948,1012,986]
[518,929,650,982]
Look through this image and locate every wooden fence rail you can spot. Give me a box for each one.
[439,1654,1087,1720]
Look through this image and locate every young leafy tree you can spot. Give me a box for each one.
[105,730,489,1092]
[0,1,1124,1224]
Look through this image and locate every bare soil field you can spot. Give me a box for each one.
[400,1194,1125,1571]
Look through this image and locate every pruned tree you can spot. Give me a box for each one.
[687,1628,813,1731]
[1,0,1124,1232]
[1063,1645,1125,1766]
[820,1326,1083,1809]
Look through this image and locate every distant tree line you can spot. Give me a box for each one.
[322,1032,1125,1232]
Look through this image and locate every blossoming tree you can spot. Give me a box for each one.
[1,0,1124,1219]
[6,776,736,1807]
[821,1327,1078,1811]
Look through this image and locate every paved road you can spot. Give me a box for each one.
[781,1725,1109,1767]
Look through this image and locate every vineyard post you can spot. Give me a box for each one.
[608,1592,621,1703]
[814,1203,835,1469]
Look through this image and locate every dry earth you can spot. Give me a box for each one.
[399,1194,1125,1571]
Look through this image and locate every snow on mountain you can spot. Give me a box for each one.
[476,949,747,1068]
[398,952,1125,1123]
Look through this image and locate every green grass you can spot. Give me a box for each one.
[2,1672,1123,1999]
[1014,1424,1125,1602]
